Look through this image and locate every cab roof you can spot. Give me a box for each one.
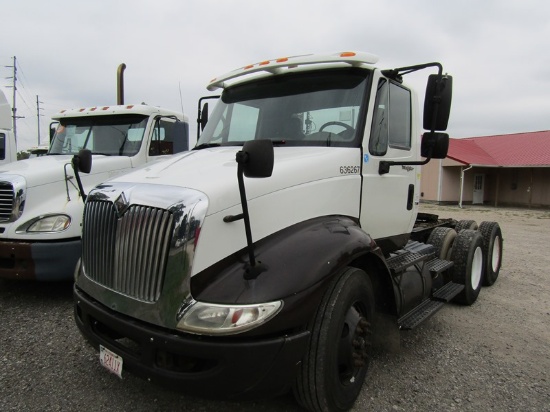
[52,104,187,122]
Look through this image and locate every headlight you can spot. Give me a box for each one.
[176,300,283,335]
[16,214,71,233]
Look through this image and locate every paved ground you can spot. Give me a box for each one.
[1,204,549,411]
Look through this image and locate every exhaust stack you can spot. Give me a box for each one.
[117,63,126,105]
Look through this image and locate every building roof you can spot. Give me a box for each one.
[447,130,550,167]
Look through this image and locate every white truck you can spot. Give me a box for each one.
[0,89,18,165]
[73,52,503,411]
[0,102,189,281]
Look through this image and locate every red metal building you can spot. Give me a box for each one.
[420,131,550,208]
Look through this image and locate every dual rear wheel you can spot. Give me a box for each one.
[450,229,484,305]
[427,221,503,305]
[478,221,503,286]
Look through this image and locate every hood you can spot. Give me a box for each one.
[0,155,133,188]
[108,146,358,216]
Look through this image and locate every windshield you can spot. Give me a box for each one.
[197,68,370,148]
[49,114,149,156]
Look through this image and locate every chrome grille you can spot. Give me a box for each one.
[0,182,14,222]
[82,200,174,302]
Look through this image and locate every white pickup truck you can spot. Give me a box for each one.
[74,52,502,411]
[0,103,189,281]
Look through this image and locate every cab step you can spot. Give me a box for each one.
[398,282,464,330]
[425,258,454,277]
[386,251,433,275]
[433,281,464,302]
[398,299,444,330]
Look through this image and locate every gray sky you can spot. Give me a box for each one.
[2,0,549,151]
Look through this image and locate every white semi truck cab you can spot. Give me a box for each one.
[0,103,189,281]
[73,52,503,411]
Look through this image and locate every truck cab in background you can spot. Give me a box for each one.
[0,90,18,165]
[0,103,189,281]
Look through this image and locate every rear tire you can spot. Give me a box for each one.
[450,229,484,305]
[478,221,503,286]
[427,227,457,260]
[294,267,374,412]
[455,219,478,232]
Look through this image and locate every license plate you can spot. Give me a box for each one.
[99,345,123,378]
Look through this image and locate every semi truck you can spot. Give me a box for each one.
[73,52,503,411]
[0,72,189,280]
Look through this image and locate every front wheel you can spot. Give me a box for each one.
[294,267,374,412]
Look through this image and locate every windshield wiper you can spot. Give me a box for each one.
[193,143,221,151]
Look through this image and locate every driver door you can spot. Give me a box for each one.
[360,78,419,253]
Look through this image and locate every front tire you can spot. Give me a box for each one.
[450,229,484,305]
[294,267,375,412]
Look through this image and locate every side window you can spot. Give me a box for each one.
[369,80,412,155]
[0,133,5,160]
[369,79,389,155]
[388,83,411,150]
[149,119,189,156]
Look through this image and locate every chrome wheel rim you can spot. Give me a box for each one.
[471,246,483,289]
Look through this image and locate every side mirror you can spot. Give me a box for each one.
[200,103,209,131]
[174,121,189,152]
[72,149,92,174]
[49,122,59,143]
[233,139,274,279]
[236,140,274,178]
[421,132,449,159]
[71,149,92,203]
[423,74,452,131]
[196,95,220,141]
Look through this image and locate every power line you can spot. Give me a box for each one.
[13,59,38,115]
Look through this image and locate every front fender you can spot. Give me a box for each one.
[191,216,383,334]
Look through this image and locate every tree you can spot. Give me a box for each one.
[17,150,30,160]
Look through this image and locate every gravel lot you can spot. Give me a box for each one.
[1,204,549,411]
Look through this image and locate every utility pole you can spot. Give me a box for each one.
[36,95,43,145]
[11,56,17,141]
[4,56,24,143]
